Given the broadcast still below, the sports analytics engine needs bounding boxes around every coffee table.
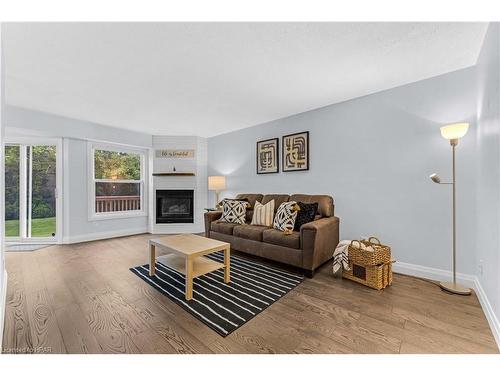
[149,234,230,300]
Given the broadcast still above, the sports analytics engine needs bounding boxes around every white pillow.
[251,200,275,227]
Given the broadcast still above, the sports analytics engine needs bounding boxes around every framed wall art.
[256,138,279,174]
[282,131,309,172]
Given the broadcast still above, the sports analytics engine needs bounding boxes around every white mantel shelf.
[152,173,195,176]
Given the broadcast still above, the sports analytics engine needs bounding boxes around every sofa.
[204,193,340,277]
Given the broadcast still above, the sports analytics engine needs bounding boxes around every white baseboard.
[393,261,500,350]
[62,227,148,244]
[393,261,476,288]
[473,277,500,349]
[0,269,8,354]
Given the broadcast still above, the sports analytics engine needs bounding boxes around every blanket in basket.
[332,240,375,276]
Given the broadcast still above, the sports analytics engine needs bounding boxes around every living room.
[0,1,500,371]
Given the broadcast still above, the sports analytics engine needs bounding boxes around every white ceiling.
[3,22,488,137]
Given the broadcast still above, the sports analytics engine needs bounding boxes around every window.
[89,143,147,219]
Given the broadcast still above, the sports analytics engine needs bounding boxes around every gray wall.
[208,67,478,274]
[475,23,500,331]
[4,105,152,243]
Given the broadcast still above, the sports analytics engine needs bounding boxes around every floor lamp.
[430,122,471,295]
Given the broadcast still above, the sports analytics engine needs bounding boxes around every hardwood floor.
[2,234,498,354]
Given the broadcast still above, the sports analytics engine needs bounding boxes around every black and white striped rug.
[130,251,304,337]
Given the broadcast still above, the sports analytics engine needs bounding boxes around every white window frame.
[4,137,63,244]
[88,142,148,221]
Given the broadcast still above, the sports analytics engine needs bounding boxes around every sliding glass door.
[4,139,61,242]
[4,145,20,237]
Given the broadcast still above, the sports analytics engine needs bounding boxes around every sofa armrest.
[204,211,222,237]
[300,216,340,271]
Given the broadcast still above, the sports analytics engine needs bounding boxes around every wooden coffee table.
[149,234,230,300]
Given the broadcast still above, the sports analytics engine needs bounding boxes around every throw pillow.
[273,201,300,233]
[251,200,275,227]
[293,202,318,231]
[218,197,249,207]
[219,199,248,224]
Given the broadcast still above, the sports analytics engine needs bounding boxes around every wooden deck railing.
[96,195,141,213]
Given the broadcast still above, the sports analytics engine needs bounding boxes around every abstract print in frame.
[256,138,279,174]
[283,131,309,172]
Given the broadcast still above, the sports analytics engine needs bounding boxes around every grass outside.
[5,217,56,237]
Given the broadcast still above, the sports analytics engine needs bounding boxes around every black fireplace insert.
[156,189,194,224]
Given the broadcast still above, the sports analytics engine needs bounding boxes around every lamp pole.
[439,138,471,295]
[452,140,456,285]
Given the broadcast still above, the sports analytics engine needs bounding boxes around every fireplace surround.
[150,136,207,233]
[156,189,194,224]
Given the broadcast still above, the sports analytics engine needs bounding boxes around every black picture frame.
[282,131,309,172]
[256,138,279,174]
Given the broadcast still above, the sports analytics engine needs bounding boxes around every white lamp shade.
[208,175,226,191]
[440,123,469,140]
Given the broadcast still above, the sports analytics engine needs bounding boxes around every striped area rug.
[130,251,304,337]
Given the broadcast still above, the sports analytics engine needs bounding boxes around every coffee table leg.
[224,246,230,283]
[149,243,156,276]
[185,257,193,300]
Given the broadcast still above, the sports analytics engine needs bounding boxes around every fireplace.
[156,190,194,224]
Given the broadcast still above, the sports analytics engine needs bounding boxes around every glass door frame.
[4,137,63,244]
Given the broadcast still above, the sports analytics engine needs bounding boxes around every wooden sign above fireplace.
[155,149,195,159]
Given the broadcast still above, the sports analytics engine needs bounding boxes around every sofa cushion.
[263,229,301,249]
[211,221,239,235]
[262,194,289,211]
[233,225,268,241]
[235,194,264,209]
[289,194,334,217]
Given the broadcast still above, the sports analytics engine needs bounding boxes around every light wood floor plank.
[400,320,498,354]
[2,287,33,353]
[24,289,67,354]
[131,329,178,354]
[54,303,103,354]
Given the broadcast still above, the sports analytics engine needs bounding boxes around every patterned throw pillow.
[293,202,318,231]
[251,200,275,227]
[219,199,248,224]
[273,201,300,233]
[217,197,248,207]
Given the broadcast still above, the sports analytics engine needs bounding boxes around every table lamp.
[208,176,226,209]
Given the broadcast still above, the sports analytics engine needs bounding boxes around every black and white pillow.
[217,197,249,207]
[273,201,300,232]
[293,202,318,231]
[219,199,248,224]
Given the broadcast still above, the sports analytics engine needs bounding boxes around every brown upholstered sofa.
[204,194,340,277]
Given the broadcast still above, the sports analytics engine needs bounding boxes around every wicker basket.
[342,237,394,290]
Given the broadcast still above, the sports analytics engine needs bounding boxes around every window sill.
[88,211,148,221]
